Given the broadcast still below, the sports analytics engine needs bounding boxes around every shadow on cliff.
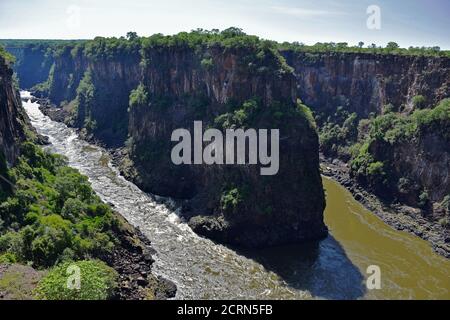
[236,235,366,300]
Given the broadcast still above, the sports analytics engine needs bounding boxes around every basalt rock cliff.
[9,35,450,247]
[13,36,328,248]
[282,50,449,234]
[283,51,449,117]
[0,55,28,166]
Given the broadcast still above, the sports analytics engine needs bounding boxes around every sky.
[0,0,449,49]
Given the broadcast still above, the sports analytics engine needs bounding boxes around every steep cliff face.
[283,51,449,118]
[353,99,450,209]
[284,50,449,211]
[6,45,54,90]
[128,45,326,247]
[45,44,141,145]
[376,132,450,203]
[0,55,28,166]
[28,39,327,248]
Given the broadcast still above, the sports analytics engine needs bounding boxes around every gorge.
[1,29,449,299]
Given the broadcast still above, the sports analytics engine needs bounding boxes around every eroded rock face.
[368,129,450,205]
[6,45,54,90]
[128,46,326,247]
[0,56,28,165]
[282,51,449,117]
[284,51,450,207]
[26,43,327,248]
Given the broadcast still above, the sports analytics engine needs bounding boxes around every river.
[21,91,450,300]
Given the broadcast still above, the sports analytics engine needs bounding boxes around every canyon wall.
[0,55,28,166]
[9,37,450,244]
[129,44,326,247]
[283,51,449,117]
[16,38,327,248]
[284,50,450,208]
[6,45,54,90]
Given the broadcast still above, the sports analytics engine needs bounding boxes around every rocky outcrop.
[365,114,450,205]
[23,39,327,248]
[284,50,450,209]
[0,56,28,166]
[282,51,449,118]
[129,45,326,247]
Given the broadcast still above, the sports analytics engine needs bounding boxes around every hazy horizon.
[1,0,449,49]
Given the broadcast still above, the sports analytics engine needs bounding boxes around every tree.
[126,31,138,41]
[358,41,364,48]
[412,95,426,109]
[221,27,245,38]
[386,42,399,50]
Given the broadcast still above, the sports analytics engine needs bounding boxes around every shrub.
[61,198,87,222]
[0,232,24,261]
[0,252,17,263]
[418,190,430,209]
[0,143,117,268]
[221,188,243,214]
[129,83,148,109]
[200,57,214,70]
[35,260,118,300]
[412,95,426,109]
[439,217,449,228]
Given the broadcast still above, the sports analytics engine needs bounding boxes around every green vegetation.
[75,70,96,130]
[0,39,85,48]
[412,95,427,109]
[0,45,15,64]
[365,98,450,144]
[139,28,293,76]
[214,98,315,131]
[83,36,141,61]
[214,99,259,129]
[279,41,449,57]
[348,99,450,202]
[221,187,245,214]
[35,260,117,300]
[0,142,118,268]
[318,107,358,159]
[129,83,149,109]
[200,57,214,70]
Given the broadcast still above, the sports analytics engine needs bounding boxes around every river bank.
[321,155,450,258]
